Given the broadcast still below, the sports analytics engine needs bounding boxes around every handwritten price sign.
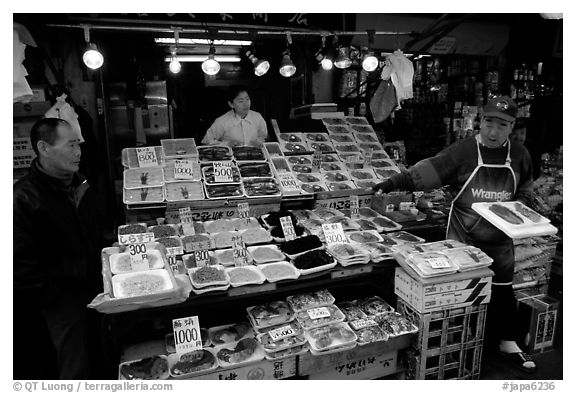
[213,161,234,183]
[174,159,195,180]
[172,316,202,355]
[136,147,159,168]
[322,223,349,245]
[280,216,297,241]
[128,243,150,271]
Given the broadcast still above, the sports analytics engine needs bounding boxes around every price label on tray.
[307,307,331,320]
[237,202,250,219]
[277,172,300,192]
[312,149,322,171]
[194,249,210,268]
[350,195,360,219]
[232,235,249,266]
[136,147,159,168]
[128,243,150,271]
[179,207,196,236]
[350,318,378,330]
[280,216,297,241]
[399,202,416,211]
[364,148,374,167]
[166,246,184,256]
[174,159,195,180]
[268,324,297,342]
[118,232,155,245]
[167,256,183,274]
[172,316,203,356]
[426,257,452,269]
[322,223,349,245]
[213,161,234,183]
[385,204,395,213]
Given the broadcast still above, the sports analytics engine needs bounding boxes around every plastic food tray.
[309,341,357,356]
[320,162,346,172]
[121,147,164,169]
[247,245,286,264]
[321,117,348,126]
[123,167,165,189]
[109,250,164,275]
[257,331,307,354]
[243,178,282,199]
[326,216,362,232]
[118,223,148,236]
[387,231,425,243]
[163,161,202,182]
[161,138,198,158]
[287,155,313,166]
[197,145,233,162]
[348,123,375,133]
[327,243,371,260]
[333,143,361,154]
[336,301,368,322]
[286,289,336,313]
[326,181,356,191]
[304,322,358,352]
[323,171,351,183]
[123,186,165,205]
[270,157,291,173]
[295,304,346,330]
[148,224,180,239]
[371,151,391,160]
[215,338,265,369]
[203,182,245,200]
[264,344,309,361]
[181,252,217,269]
[191,284,230,295]
[291,209,321,223]
[441,246,493,271]
[241,228,273,245]
[188,265,230,289]
[280,141,308,154]
[232,217,262,231]
[290,163,316,174]
[277,132,304,143]
[330,133,356,144]
[237,161,273,178]
[303,133,330,143]
[208,322,255,348]
[298,181,328,194]
[202,164,241,185]
[407,251,460,277]
[204,219,234,234]
[225,266,267,287]
[349,168,378,182]
[119,355,170,380]
[246,301,296,331]
[371,216,403,232]
[263,142,284,159]
[369,159,397,169]
[312,207,345,220]
[306,140,335,153]
[358,143,385,153]
[165,182,204,202]
[374,167,402,180]
[257,261,300,283]
[212,248,254,267]
[325,124,353,135]
[347,230,385,244]
[353,133,379,143]
[111,269,174,299]
[354,180,379,190]
[167,349,218,379]
[344,116,370,126]
[232,145,267,162]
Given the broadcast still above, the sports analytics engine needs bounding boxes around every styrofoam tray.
[208,322,255,348]
[163,161,202,182]
[214,339,265,369]
[304,322,358,352]
[121,147,164,169]
[247,301,296,331]
[297,261,337,276]
[123,167,165,189]
[247,245,286,264]
[203,182,245,200]
[190,283,230,295]
[258,261,301,283]
[161,138,198,159]
[225,266,267,287]
[109,249,164,275]
[111,269,174,299]
[123,186,165,205]
[167,349,218,379]
[347,230,384,244]
[119,355,170,380]
[188,265,229,289]
[165,181,204,202]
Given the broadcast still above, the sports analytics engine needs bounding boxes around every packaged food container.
[291,249,335,275]
[257,330,307,353]
[387,231,425,243]
[353,133,379,143]
[336,301,368,321]
[122,147,164,169]
[295,173,323,183]
[406,251,459,277]
[373,312,419,337]
[349,168,378,182]
[348,124,375,133]
[321,153,341,163]
[208,322,254,347]
[333,143,361,154]
[312,207,345,220]
[326,216,361,231]
[325,124,353,135]
[291,209,321,223]
[321,117,348,126]
[320,162,346,172]
[286,289,336,313]
[247,245,285,264]
[258,262,300,283]
[278,235,324,259]
[165,181,204,202]
[330,133,356,143]
[264,344,309,361]
[358,143,385,153]
[371,151,391,160]
[232,145,266,162]
[243,178,282,198]
[326,243,371,266]
[295,304,346,330]
[287,155,312,165]
[181,252,217,269]
[237,161,273,178]
[247,300,295,330]
[344,116,370,126]
[354,180,379,190]
[326,181,356,191]
[204,183,245,200]
[161,138,198,159]
[441,246,494,271]
[241,227,272,245]
[123,167,165,189]
[215,338,265,368]
[270,157,291,173]
[369,159,397,169]
[168,349,218,378]
[352,323,389,346]
[188,265,229,288]
[374,167,402,180]
[307,141,335,153]
[304,322,358,352]
[298,181,328,194]
[371,216,403,232]
[280,142,308,154]
[119,355,169,380]
[290,163,315,174]
[118,223,148,236]
[304,133,330,143]
[212,248,254,267]
[204,219,234,234]
[163,161,202,182]
[111,269,174,299]
[225,265,267,287]
[347,230,384,244]
[197,145,233,162]
[202,163,241,184]
[277,133,303,143]
[155,237,183,254]
[123,186,165,205]
[357,296,395,316]
[263,142,284,159]
[181,234,213,253]
[232,217,261,231]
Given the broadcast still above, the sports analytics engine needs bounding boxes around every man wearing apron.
[373,96,536,373]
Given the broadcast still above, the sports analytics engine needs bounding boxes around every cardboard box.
[371,192,413,214]
[394,267,493,313]
[308,351,397,380]
[190,357,296,380]
[516,294,559,354]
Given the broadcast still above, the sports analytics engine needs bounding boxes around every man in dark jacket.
[13,118,103,379]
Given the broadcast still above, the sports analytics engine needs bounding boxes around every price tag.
[307,307,331,320]
[232,235,248,266]
[179,207,196,236]
[188,239,214,253]
[213,161,234,183]
[427,257,452,269]
[364,148,374,166]
[322,223,348,245]
[174,159,195,180]
[350,318,379,330]
[385,204,395,213]
[237,202,250,219]
[172,316,202,356]
[277,172,301,192]
[167,256,183,274]
[280,216,297,241]
[350,195,360,219]
[166,246,184,256]
[268,324,297,342]
[128,243,150,271]
[193,249,210,268]
[136,147,159,168]
[399,202,415,211]
[118,232,155,245]
[312,149,322,171]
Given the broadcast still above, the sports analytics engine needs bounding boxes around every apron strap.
[475,136,484,165]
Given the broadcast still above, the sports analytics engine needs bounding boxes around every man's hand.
[372,179,393,196]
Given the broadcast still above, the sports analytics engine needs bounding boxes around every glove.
[372,179,394,195]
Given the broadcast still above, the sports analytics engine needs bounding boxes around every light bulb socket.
[334,47,352,69]
[279,51,296,77]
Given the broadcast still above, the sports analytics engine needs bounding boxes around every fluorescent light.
[164,55,241,63]
[155,38,252,46]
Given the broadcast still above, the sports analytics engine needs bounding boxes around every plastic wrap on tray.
[256,321,306,352]
[211,231,238,249]
[165,181,204,201]
[353,219,381,232]
[204,183,244,199]
[287,155,312,165]
[406,251,459,277]
[369,159,397,169]
[387,230,425,243]
[304,132,330,142]
[247,300,295,330]
[202,164,241,184]
[441,246,493,271]
[263,142,284,158]
[291,209,321,222]
[372,151,391,160]
[372,216,403,232]
[322,170,351,183]
[354,180,379,190]
[333,143,361,154]
[119,355,169,380]
[109,250,165,275]
[181,252,217,269]
[374,167,402,179]
[291,249,335,272]
[209,322,254,347]
[312,207,345,220]
[281,142,308,154]
[358,143,384,153]
[213,248,253,267]
[278,235,324,257]
[261,210,297,228]
[373,312,418,337]
[155,236,183,251]
[237,162,273,178]
[123,167,164,189]
[326,181,356,191]
[307,141,335,153]
[290,163,315,174]
[295,304,346,330]
[320,162,346,172]
[322,117,347,126]
[327,243,370,260]
[118,223,148,235]
[330,133,356,144]
[168,349,218,378]
[232,145,266,161]
[295,173,323,183]
[345,116,370,125]
[353,133,379,143]
[271,157,291,173]
[197,145,233,162]
[286,289,336,313]
[123,186,165,204]
[161,138,198,158]
[122,147,164,169]
[248,245,285,264]
[348,124,374,133]
[215,338,264,368]
[326,215,361,231]
[347,230,384,244]
[204,219,234,234]
[111,269,174,299]
[325,124,352,134]
[352,323,389,345]
[232,217,261,231]
[277,133,303,143]
[336,301,368,321]
[225,265,267,286]
[299,181,328,194]
[349,169,378,182]
[356,242,395,262]
[357,296,394,316]
[243,178,282,198]
[241,227,272,245]
[304,322,358,352]
[163,161,202,182]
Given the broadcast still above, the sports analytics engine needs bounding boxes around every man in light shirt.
[202,86,268,146]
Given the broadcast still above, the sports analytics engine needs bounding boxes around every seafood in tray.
[168,349,218,378]
[225,266,267,287]
[291,249,336,273]
[312,207,345,220]
[287,155,312,165]
[299,182,328,194]
[111,269,174,299]
[202,164,241,184]
[387,231,425,243]
[204,183,244,199]
[211,231,238,249]
[148,224,179,239]
[257,332,307,353]
[197,145,233,162]
[333,143,361,154]
[290,163,315,173]
[263,142,284,158]
[356,296,394,316]
[237,162,273,178]
[374,167,401,179]
[243,178,282,198]
[209,322,254,346]
[322,117,348,126]
[277,133,303,143]
[123,167,164,189]
[347,230,384,244]
[188,265,229,288]
[304,132,330,142]
[325,124,352,134]
[123,186,165,204]
[291,209,321,222]
[371,216,403,231]
[296,173,323,183]
[356,242,395,262]
[215,338,264,368]
[165,329,211,352]
[278,235,324,258]
[441,246,493,271]
[336,301,367,322]
[307,141,335,153]
[161,138,198,158]
[247,300,295,330]
[406,251,459,277]
[345,116,370,125]
[323,172,351,182]
[373,312,418,337]
[118,223,148,235]
[326,215,361,231]
[354,133,379,143]
[330,133,355,143]
[304,322,358,352]
[232,145,266,161]
[295,304,346,330]
[353,324,389,345]
[320,162,346,172]
[371,151,391,160]
[271,157,291,173]
[122,147,164,169]
[213,248,253,266]
[369,159,397,169]
[165,182,204,202]
[349,169,378,181]
[109,249,164,275]
[286,289,335,313]
[349,124,374,133]
[326,181,355,191]
[281,142,308,154]
[119,355,169,380]
[327,243,370,266]
[264,344,309,360]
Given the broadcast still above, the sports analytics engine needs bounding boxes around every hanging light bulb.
[246,49,270,76]
[82,26,103,70]
[321,57,333,71]
[279,32,296,77]
[314,34,333,71]
[202,44,220,76]
[334,46,352,69]
[361,50,379,72]
[169,51,181,74]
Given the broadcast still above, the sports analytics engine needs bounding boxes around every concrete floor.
[480,348,562,380]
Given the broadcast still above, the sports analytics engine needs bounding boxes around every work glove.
[372,179,394,196]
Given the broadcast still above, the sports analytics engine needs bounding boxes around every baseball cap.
[483,96,518,122]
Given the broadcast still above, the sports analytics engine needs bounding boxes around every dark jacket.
[13,159,103,304]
